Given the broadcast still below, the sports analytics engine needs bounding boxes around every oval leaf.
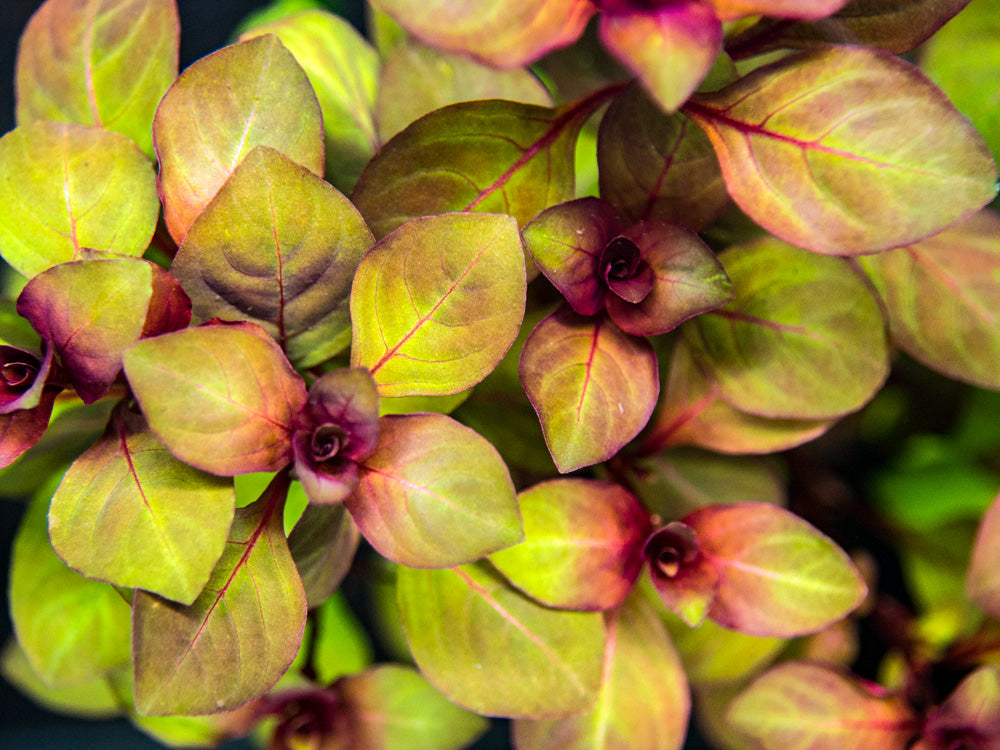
[133,472,307,715]
[15,0,179,157]
[123,322,307,475]
[154,34,324,243]
[490,479,651,611]
[683,237,888,419]
[396,562,605,718]
[345,413,522,568]
[0,122,159,278]
[48,408,235,605]
[350,212,526,397]
[172,146,373,368]
[684,46,998,254]
[520,307,659,473]
[289,503,361,609]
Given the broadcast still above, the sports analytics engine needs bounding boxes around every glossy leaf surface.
[172,146,373,367]
[860,210,1000,389]
[371,0,595,68]
[397,562,605,718]
[133,473,307,715]
[521,308,659,472]
[351,95,608,239]
[490,479,651,611]
[685,46,998,255]
[728,662,917,750]
[240,9,379,191]
[0,122,159,278]
[48,409,235,605]
[350,213,525,397]
[123,322,307,475]
[15,0,179,157]
[684,237,888,419]
[513,593,689,750]
[154,34,324,243]
[967,492,1000,619]
[346,413,522,568]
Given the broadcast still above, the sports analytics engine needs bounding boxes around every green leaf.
[684,237,888,420]
[123,322,307,475]
[15,0,179,157]
[520,307,659,473]
[351,93,614,239]
[133,472,307,715]
[48,407,235,605]
[860,210,1000,390]
[10,490,131,686]
[153,34,324,243]
[728,662,917,750]
[171,146,373,368]
[288,503,360,609]
[239,9,379,191]
[312,593,372,685]
[339,664,489,750]
[396,562,605,718]
[0,122,160,278]
[968,493,1000,619]
[345,413,522,568]
[490,479,651,611]
[371,0,595,68]
[376,37,552,142]
[350,213,526,397]
[598,83,729,231]
[685,46,998,255]
[513,593,690,750]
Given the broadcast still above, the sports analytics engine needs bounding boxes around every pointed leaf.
[351,92,615,239]
[686,503,867,637]
[371,0,595,68]
[599,2,722,112]
[345,413,522,568]
[684,46,998,255]
[123,322,307,475]
[683,237,888,419]
[490,479,651,611]
[598,83,729,230]
[0,122,160,278]
[860,210,1000,390]
[377,37,552,142]
[520,307,659,473]
[967,493,1000,619]
[154,34,324,243]
[48,407,235,605]
[18,257,191,403]
[10,492,131,686]
[339,664,488,750]
[171,146,373,367]
[513,593,690,750]
[133,472,307,715]
[350,213,526,397]
[396,562,605,718]
[15,0,179,157]
[728,662,918,750]
[289,503,360,609]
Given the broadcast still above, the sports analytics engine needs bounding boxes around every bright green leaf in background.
[311,593,372,685]
[15,0,179,158]
[0,122,159,278]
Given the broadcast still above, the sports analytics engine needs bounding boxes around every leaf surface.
[133,472,307,715]
[707,0,850,20]
[0,389,59,470]
[346,413,522,568]
[684,46,998,254]
[172,146,372,367]
[350,213,525,397]
[967,493,1000,619]
[154,34,324,243]
[520,307,659,472]
[288,503,360,609]
[396,562,605,718]
[15,0,179,157]
[0,122,159,278]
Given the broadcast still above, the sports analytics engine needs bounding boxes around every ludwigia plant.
[2,0,1000,748]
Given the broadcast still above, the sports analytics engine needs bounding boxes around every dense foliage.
[3,0,1000,748]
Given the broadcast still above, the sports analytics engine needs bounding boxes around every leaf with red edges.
[684,46,998,255]
[0,388,58,470]
[132,471,306,715]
